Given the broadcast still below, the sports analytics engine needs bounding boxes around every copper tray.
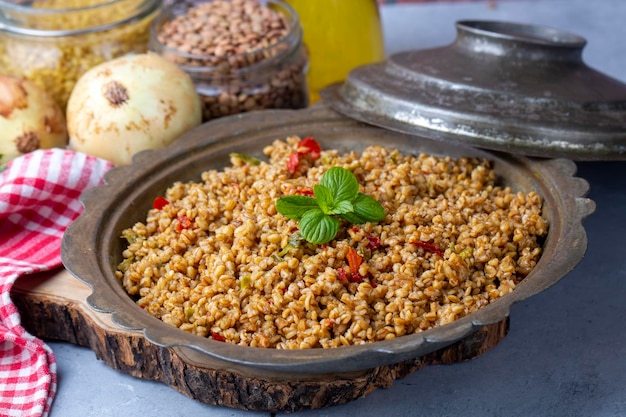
[61,104,594,384]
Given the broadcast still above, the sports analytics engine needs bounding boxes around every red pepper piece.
[365,233,381,250]
[287,152,301,174]
[337,266,364,283]
[211,332,225,342]
[176,215,192,233]
[347,247,363,273]
[294,188,315,197]
[348,273,364,283]
[410,241,444,257]
[346,247,365,282]
[298,137,321,159]
[337,268,348,281]
[153,196,169,210]
[287,137,323,174]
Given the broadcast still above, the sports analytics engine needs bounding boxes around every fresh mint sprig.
[276,167,385,244]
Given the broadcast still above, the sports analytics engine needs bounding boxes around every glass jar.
[149,0,309,123]
[0,0,163,110]
[285,0,384,103]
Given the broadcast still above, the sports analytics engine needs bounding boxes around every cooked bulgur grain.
[115,136,548,349]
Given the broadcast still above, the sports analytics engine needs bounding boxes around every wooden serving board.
[11,268,509,412]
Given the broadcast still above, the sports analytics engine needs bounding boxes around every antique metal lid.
[321,20,626,160]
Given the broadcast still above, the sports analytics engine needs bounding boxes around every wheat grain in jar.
[0,0,162,109]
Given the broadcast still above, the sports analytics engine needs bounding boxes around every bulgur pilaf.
[116,136,548,349]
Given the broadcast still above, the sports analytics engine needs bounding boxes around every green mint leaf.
[350,193,386,223]
[276,195,319,219]
[313,184,354,215]
[339,211,367,224]
[276,166,385,245]
[330,200,354,215]
[320,167,359,203]
[314,184,334,214]
[315,184,354,215]
[299,208,339,244]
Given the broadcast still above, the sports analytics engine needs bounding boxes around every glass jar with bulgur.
[0,0,163,110]
[149,0,309,122]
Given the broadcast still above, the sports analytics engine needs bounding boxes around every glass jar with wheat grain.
[0,0,163,110]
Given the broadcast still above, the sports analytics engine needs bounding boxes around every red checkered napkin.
[0,149,113,417]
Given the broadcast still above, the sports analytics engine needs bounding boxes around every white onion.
[66,53,202,165]
[0,75,68,164]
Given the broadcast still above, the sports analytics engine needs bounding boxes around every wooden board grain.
[11,268,509,412]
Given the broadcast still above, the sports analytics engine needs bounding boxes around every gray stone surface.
[48,1,626,416]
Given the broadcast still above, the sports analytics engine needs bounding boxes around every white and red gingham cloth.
[0,149,112,417]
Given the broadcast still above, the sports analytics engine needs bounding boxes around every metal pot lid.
[321,20,626,160]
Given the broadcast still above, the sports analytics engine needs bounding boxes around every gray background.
[46,0,626,415]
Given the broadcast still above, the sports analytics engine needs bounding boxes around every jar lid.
[321,20,626,160]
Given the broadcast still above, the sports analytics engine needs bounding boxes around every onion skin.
[0,75,68,164]
[66,53,202,166]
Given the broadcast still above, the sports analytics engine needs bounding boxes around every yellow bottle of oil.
[285,0,385,103]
